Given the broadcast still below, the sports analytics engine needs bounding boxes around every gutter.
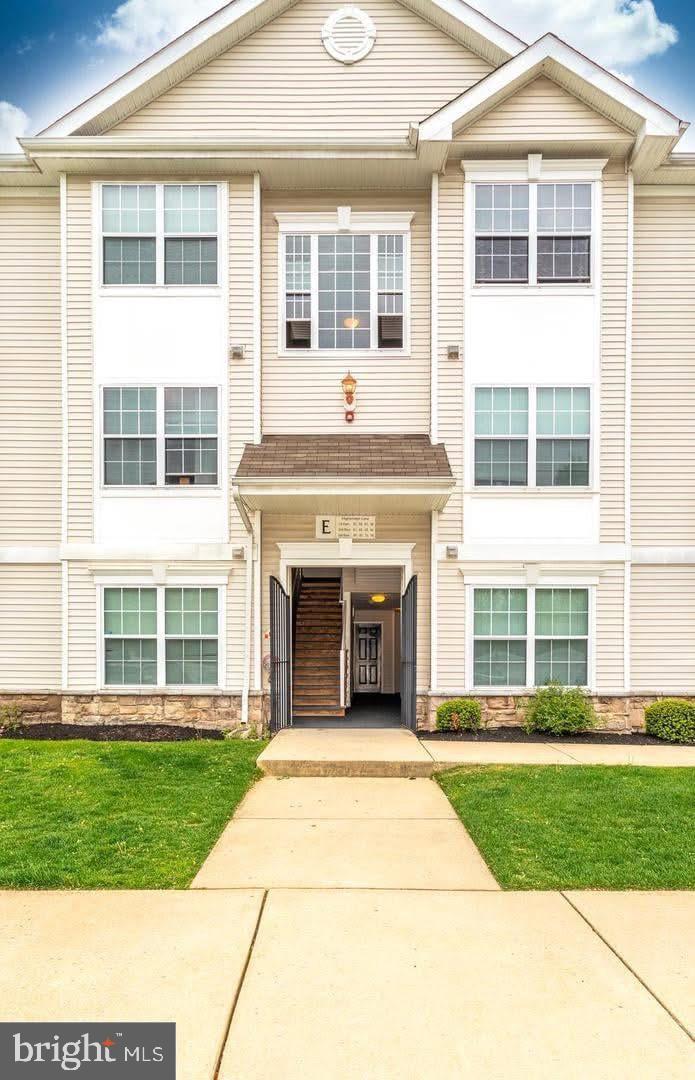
[232,484,255,727]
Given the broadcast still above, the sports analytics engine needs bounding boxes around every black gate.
[269,576,292,733]
[400,575,417,731]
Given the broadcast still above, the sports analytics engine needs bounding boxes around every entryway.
[269,563,417,733]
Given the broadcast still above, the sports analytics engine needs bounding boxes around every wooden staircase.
[293,578,345,718]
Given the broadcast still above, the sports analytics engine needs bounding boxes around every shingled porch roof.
[233,435,454,513]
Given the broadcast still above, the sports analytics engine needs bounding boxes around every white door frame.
[277,541,414,592]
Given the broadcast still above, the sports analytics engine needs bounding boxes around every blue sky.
[1,0,694,149]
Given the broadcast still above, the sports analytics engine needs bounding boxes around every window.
[164,387,218,486]
[474,181,593,286]
[474,387,528,486]
[471,585,590,689]
[536,387,590,487]
[473,386,590,488]
[537,184,591,283]
[535,588,589,686]
[103,387,157,486]
[283,231,406,350]
[474,184,529,283]
[103,386,219,487]
[103,587,157,685]
[102,585,220,687]
[473,588,527,686]
[165,588,219,685]
[101,184,218,286]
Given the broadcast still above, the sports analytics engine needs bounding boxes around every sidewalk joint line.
[213,888,268,1079]
[560,892,694,1043]
[547,744,583,763]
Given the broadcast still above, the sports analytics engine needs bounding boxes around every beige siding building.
[1,0,693,732]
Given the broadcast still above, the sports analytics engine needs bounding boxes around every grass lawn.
[0,739,266,889]
[437,765,695,890]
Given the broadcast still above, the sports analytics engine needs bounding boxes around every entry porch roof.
[234,435,454,513]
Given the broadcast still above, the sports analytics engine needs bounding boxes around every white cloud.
[95,0,224,57]
[0,101,30,153]
[477,1,677,68]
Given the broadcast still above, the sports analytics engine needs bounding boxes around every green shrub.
[644,699,695,745]
[0,703,22,735]
[436,698,482,732]
[523,683,596,736]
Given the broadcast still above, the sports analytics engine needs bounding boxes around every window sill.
[99,486,223,497]
[99,286,221,298]
[278,348,410,361]
[465,488,597,497]
[470,284,594,297]
[99,686,224,694]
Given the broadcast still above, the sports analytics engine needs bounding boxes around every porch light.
[370,594,387,604]
[341,371,357,402]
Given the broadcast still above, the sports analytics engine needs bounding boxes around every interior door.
[400,576,417,731]
[355,624,381,692]
[269,575,292,732]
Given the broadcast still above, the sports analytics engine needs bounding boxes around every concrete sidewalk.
[423,737,695,768]
[192,777,498,890]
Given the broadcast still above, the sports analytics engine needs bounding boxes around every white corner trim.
[430,171,439,445]
[419,34,681,142]
[60,172,69,692]
[252,172,262,444]
[274,211,414,233]
[461,158,609,182]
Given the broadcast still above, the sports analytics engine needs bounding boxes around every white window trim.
[464,169,601,295]
[94,181,225,293]
[466,382,596,492]
[97,579,226,691]
[464,581,596,694]
[98,382,225,496]
[276,210,413,357]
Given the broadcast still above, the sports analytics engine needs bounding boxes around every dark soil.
[419,728,666,746]
[0,723,225,742]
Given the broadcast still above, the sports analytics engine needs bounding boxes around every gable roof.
[419,33,683,142]
[39,0,525,138]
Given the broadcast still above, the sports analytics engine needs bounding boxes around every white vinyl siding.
[110,0,492,142]
[631,566,695,693]
[0,565,62,691]
[0,197,61,544]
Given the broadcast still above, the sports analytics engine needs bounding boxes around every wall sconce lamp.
[341,371,357,423]
[447,344,460,361]
[230,344,245,360]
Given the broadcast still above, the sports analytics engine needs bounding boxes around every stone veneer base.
[0,692,683,736]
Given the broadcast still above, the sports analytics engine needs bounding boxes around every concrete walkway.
[258,726,695,776]
[192,777,498,889]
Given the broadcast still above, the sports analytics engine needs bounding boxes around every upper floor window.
[101,184,218,286]
[473,385,591,488]
[283,231,406,351]
[474,182,592,285]
[103,386,219,488]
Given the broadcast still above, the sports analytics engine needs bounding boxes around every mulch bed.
[418,728,666,746]
[0,723,225,742]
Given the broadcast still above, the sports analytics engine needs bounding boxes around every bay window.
[283,229,407,351]
[103,386,219,488]
[473,385,591,488]
[101,183,219,286]
[471,585,591,689]
[103,585,220,687]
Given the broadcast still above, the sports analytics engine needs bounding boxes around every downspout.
[232,484,254,726]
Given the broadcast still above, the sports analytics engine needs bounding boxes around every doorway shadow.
[292,693,402,728]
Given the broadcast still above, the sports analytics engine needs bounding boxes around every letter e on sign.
[316,516,336,538]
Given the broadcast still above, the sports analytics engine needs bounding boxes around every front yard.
[438,764,695,890]
[0,739,266,888]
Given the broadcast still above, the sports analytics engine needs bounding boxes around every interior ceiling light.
[370,594,387,603]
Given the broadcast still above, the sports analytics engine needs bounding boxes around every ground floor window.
[103,584,220,687]
[472,585,590,689]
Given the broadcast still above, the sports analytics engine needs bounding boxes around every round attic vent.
[322,7,376,64]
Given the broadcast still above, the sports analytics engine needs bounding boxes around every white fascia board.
[403,0,524,63]
[236,477,454,491]
[38,0,289,137]
[275,211,415,232]
[419,34,682,142]
[461,158,608,182]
